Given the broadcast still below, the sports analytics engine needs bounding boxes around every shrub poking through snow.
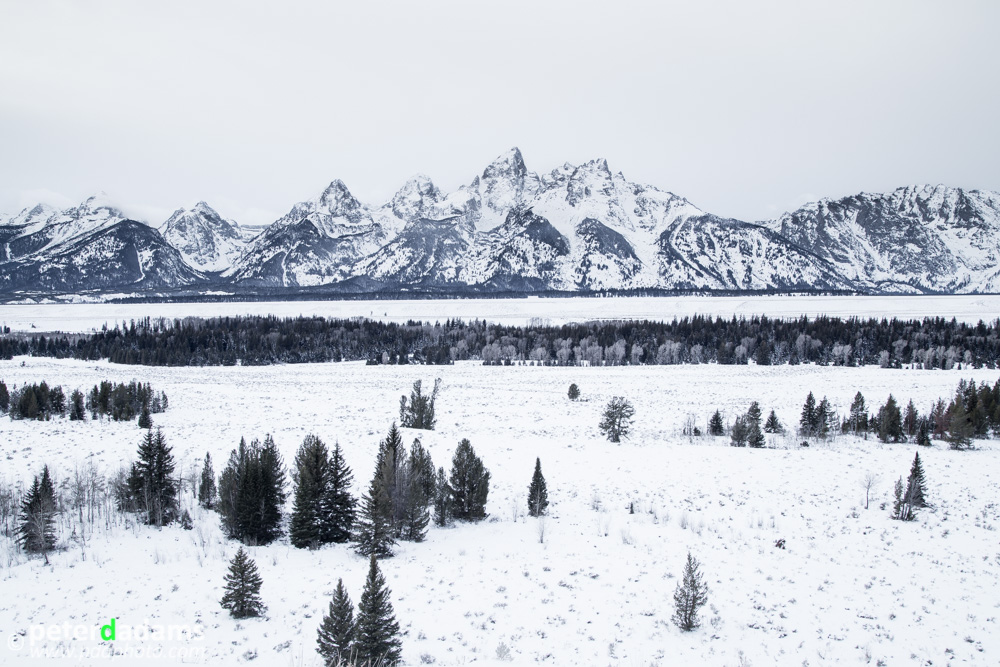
[673,552,709,631]
[220,547,265,619]
[567,383,580,400]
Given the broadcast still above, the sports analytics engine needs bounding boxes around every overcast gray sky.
[1,0,997,226]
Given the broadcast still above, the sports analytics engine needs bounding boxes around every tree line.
[1,378,167,423]
[4,313,1000,368]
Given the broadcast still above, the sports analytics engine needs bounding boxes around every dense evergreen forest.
[2,314,999,368]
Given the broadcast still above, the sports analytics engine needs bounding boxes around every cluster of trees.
[1,378,168,424]
[86,380,168,422]
[17,465,57,564]
[2,380,66,420]
[117,429,179,527]
[817,376,1000,449]
[7,313,1000,369]
[215,436,287,545]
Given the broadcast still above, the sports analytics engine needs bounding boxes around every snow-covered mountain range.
[3,149,999,296]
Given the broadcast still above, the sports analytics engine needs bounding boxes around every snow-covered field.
[2,355,999,666]
[2,293,1000,333]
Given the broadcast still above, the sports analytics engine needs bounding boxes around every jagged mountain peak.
[318,179,362,214]
[161,201,244,273]
[483,147,527,180]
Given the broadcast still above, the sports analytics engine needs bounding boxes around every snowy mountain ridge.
[3,150,1000,295]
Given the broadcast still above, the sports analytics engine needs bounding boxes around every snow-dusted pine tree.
[220,547,265,618]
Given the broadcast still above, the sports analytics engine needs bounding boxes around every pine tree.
[198,452,216,509]
[0,380,8,413]
[433,466,451,527]
[708,410,725,436]
[567,383,580,401]
[408,439,436,502]
[730,416,748,447]
[134,429,178,526]
[291,435,330,549]
[916,419,932,447]
[256,434,287,544]
[849,392,868,434]
[763,409,783,434]
[947,398,974,450]
[353,556,402,666]
[449,438,490,522]
[816,397,832,437]
[907,452,927,508]
[217,436,287,545]
[138,401,152,429]
[598,397,635,443]
[354,455,396,559]
[903,400,919,438]
[68,389,86,421]
[400,450,430,542]
[878,395,904,443]
[746,402,765,448]
[672,552,709,631]
[799,392,817,437]
[220,547,266,618]
[18,467,57,561]
[527,457,549,517]
[322,442,356,544]
[317,578,355,666]
[891,476,917,521]
[399,378,440,430]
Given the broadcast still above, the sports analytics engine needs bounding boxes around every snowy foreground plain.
[2,354,999,666]
[2,293,1000,332]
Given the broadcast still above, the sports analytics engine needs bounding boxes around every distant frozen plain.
[1,295,999,665]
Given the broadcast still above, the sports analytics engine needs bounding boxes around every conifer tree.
[353,556,402,666]
[399,378,440,430]
[135,429,178,526]
[730,416,748,447]
[400,451,430,542]
[799,392,817,436]
[433,466,451,527]
[816,397,832,437]
[567,383,580,401]
[878,395,904,443]
[746,402,765,448]
[672,552,708,631]
[891,476,916,521]
[408,439,436,501]
[198,452,216,509]
[138,402,152,429]
[849,392,868,434]
[69,389,86,421]
[903,400,919,438]
[291,434,330,549]
[18,466,57,561]
[354,455,396,559]
[217,436,287,545]
[449,438,490,522]
[220,547,266,618]
[598,397,635,443]
[947,398,974,450]
[907,452,927,508]
[527,457,549,517]
[764,409,783,434]
[708,410,725,436]
[256,434,287,544]
[0,380,8,413]
[322,442,356,544]
[317,578,355,666]
[916,419,932,447]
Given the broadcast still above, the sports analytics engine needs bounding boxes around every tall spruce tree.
[746,402,765,448]
[672,552,709,631]
[69,389,86,421]
[907,452,927,508]
[18,466,57,561]
[730,416,748,447]
[708,410,725,436]
[891,476,917,521]
[433,466,452,527]
[217,436,287,545]
[947,398,974,450]
[449,439,490,522]
[322,442,356,544]
[527,457,549,517]
[878,395,904,443]
[134,429,178,526]
[138,401,152,429]
[849,392,868,434]
[903,400,919,438]
[354,455,396,559]
[408,439,436,501]
[800,392,818,437]
[399,378,440,430]
[353,556,402,666]
[399,459,430,543]
[317,578,356,666]
[198,452,216,509]
[220,547,266,618]
[291,435,330,549]
[764,409,783,434]
[816,397,832,437]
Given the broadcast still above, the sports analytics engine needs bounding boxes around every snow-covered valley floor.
[1,356,999,666]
